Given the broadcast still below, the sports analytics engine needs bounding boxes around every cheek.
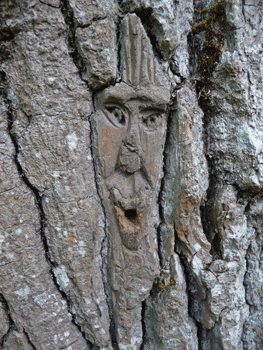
[93,112,126,178]
[140,127,166,184]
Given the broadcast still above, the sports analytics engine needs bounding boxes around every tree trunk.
[0,0,263,349]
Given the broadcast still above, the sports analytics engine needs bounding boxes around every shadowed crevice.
[0,294,15,349]
[242,241,252,348]
[156,93,177,269]
[188,1,227,258]
[90,94,120,350]
[133,8,164,61]
[23,330,37,350]
[118,4,165,61]
[60,0,115,92]
[139,90,177,349]
[139,300,146,350]
[174,247,209,350]
[187,0,222,257]
[0,325,15,350]
[115,4,122,80]
[197,85,223,258]
[196,325,212,350]
[60,0,119,344]
[60,0,85,75]
[39,0,60,9]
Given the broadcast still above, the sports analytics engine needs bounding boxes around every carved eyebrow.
[104,101,125,107]
[127,96,167,110]
[103,97,124,104]
[139,106,166,113]
[101,95,167,111]
[103,100,127,111]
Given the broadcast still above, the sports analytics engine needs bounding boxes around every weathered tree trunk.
[1,0,263,349]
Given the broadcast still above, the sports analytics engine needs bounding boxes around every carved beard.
[105,170,150,251]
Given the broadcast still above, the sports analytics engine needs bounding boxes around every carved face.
[94,82,168,192]
[93,82,168,250]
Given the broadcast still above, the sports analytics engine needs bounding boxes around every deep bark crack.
[188,0,226,257]
[0,326,15,350]
[23,329,37,350]
[193,77,222,258]
[60,0,84,78]
[39,0,60,9]
[116,9,122,80]
[156,90,178,269]
[241,0,246,21]
[139,300,146,350]
[0,294,15,349]
[122,8,164,61]
[60,2,120,347]
[138,88,180,349]
[174,249,209,350]
[241,229,257,348]
[90,95,119,350]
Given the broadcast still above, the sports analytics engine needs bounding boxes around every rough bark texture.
[0,0,263,349]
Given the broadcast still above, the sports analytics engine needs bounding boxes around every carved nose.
[118,117,141,174]
[124,122,140,150]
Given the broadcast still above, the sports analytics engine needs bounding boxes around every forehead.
[95,82,170,110]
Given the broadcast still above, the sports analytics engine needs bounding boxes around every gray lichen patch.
[53,265,70,291]
[69,0,117,27]
[76,18,117,89]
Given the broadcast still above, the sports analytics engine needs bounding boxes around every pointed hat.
[120,14,170,91]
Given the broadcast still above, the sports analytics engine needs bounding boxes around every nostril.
[123,125,140,148]
[123,143,137,152]
[125,209,137,223]
[123,136,137,150]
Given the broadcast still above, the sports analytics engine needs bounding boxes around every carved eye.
[141,111,163,131]
[105,105,127,127]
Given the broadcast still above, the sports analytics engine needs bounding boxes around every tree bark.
[0,0,263,349]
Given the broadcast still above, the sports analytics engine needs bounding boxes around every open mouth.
[124,208,138,224]
[114,205,141,251]
[111,188,144,218]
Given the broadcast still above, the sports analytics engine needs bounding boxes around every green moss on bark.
[193,0,228,83]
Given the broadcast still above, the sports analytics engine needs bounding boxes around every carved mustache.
[105,168,152,205]
[115,138,153,187]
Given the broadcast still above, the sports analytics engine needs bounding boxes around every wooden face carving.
[91,13,171,347]
[95,83,167,182]
[93,83,168,250]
